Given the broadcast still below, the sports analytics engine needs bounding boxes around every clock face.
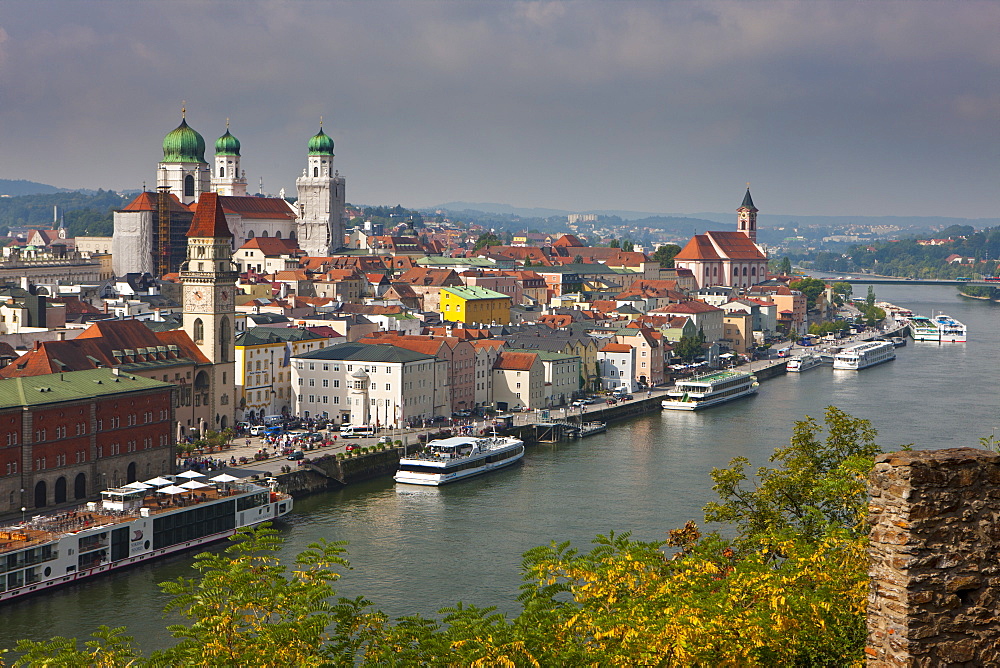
[186,289,206,310]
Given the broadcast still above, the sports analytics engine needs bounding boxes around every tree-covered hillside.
[0,190,127,237]
[811,226,1000,278]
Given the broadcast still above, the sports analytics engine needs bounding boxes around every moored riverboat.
[394,435,525,486]
[832,341,896,370]
[661,370,758,411]
[908,315,940,342]
[786,352,828,373]
[934,314,967,343]
[0,473,292,604]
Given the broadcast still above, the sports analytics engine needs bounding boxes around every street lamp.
[21,506,26,525]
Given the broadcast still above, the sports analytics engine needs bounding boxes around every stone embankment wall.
[275,448,401,498]
[867,448,1000,666]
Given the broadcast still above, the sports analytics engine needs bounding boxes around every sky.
[1,1,998,218]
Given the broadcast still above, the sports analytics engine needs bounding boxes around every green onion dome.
[162,118,207,164]
[307,127,335,156]
[215,128,241,156]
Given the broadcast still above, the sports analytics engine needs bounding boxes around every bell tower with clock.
[180,192,238,429]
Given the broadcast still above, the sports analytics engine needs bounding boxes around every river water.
[1,283,996,653]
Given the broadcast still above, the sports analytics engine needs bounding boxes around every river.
[1,283,996,653]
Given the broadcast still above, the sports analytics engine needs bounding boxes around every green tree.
[779,256,792,275]
[704,406,883,544]
[608,239,620,248]
[651,244,681,268]
[865,285,876,310]
[621,239,634,252]
[832,281,853,299]
[673,328,706,362]
[473,232,501,251]
[789,277,827,310]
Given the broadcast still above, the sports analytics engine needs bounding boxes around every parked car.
[287,451,304,461]
[249,425,267,436]
[344,443,358,452]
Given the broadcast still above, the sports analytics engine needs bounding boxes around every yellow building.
[440,285,511,326]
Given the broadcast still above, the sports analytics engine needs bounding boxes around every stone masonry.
[867,448,1000,667]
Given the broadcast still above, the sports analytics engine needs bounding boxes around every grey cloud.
[0,1,998,217]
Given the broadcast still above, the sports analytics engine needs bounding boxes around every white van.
[340,424,376,437]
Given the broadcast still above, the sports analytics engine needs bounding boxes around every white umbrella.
[123,481,152,490]
[179,480,210,490]
[176,470,205,479]
[210,473,240,483]
[144,477,173,487]
[157,485,187,495]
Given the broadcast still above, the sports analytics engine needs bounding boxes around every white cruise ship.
[908,315,940,342]
[394,435,525,486]
[661,370,758,411]
[933,314,967,343]
[0,474,292,604]
[786,352,828,373]
[832,341,896,370]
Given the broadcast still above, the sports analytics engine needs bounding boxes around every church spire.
[737,186,758,243]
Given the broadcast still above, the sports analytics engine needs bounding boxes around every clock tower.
[180,192,238,429]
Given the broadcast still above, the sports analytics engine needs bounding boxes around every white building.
[492,351,545,411]
[598,342,637,392]
[291,342,446,427]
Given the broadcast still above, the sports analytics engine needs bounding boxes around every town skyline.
[1,1,997,218]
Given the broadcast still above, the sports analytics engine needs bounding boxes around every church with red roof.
[672,188,768,290]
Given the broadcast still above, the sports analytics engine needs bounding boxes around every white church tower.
[295,122,346,256]
[157,107,211,205]
[211,120,248,196]
[180,192,237,430]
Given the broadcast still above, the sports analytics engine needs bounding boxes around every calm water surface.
[1,283,997,652]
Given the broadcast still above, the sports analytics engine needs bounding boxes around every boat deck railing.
[0,483,288,555]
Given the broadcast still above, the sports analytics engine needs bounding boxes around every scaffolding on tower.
[156,186,170,277]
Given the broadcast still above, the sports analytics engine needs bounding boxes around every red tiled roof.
[673,234,721,261]
[493,351,537,371]
[552,234,585,248]
[121,191,190,214]
[600,343,632,353]
[707,231,767,260]
[187,193,233,238]
[396,268,461,287]
[219,195,297,220]
[239,237,299,255]
[654,301,723,315]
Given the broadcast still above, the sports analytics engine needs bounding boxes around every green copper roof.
[441,285,510,301]
[162,118,207,164]
[0,368,171,408]
[307,128,335,156]
[740,188,757,211]
[215,129,241,156]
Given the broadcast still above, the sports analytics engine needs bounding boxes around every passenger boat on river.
[394,435,525,486]
[661,370,758,411]
[0,473,291,604]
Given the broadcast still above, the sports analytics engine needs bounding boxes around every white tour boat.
[908,315,940,342]
[786,352,828,373]
[0,473,292,604]
[394,435,525,486]
[832,341,896,370]
[661,370,759,411]
[933,314,967,343]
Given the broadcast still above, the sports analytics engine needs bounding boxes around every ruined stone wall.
[867,448,1000,667]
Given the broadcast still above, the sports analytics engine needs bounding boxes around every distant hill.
[0,179,71,197]
[432,202,1000,234]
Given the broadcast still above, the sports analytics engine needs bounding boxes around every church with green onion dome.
[113,107,347,277]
